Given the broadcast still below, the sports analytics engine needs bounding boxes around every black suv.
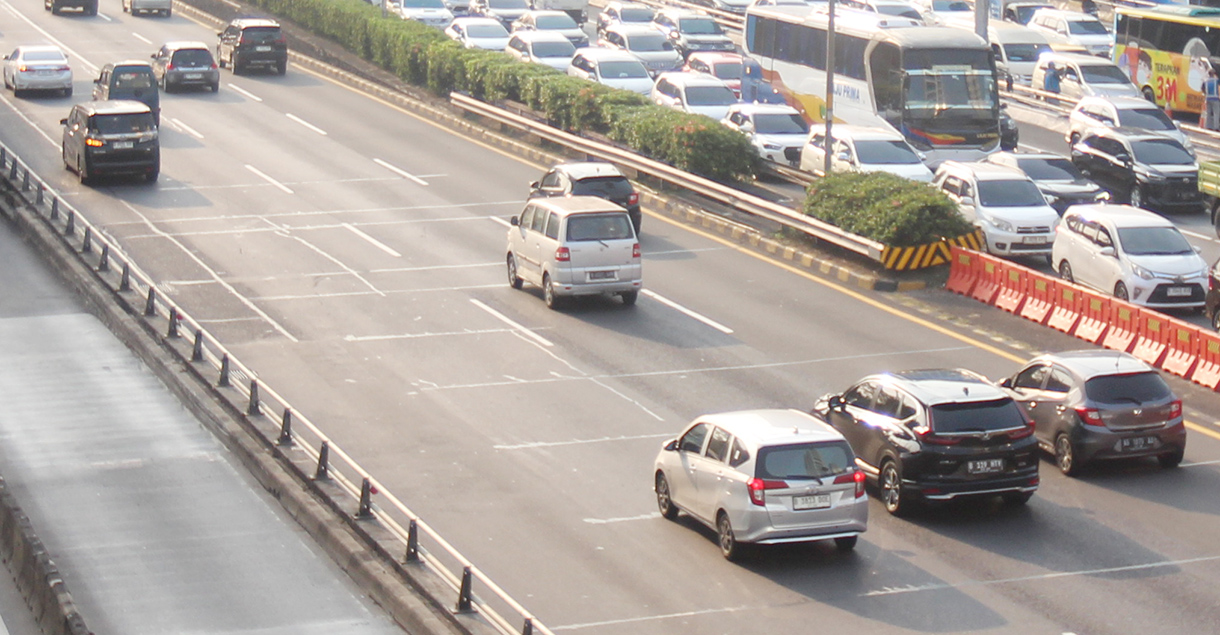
[61,100,159,184]
[216,18,288,75]
[1070,127,1202,214]
[812,369,1040,515]
[45,0,96,16]
[529,162,643,234]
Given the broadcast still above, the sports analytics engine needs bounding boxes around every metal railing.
[0,143,555,635]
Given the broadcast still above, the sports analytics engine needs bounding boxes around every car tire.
[621,290,638,306]
[1130,185,1143,209]
[1212,307,1220,332]
[1069,132,1080,146]
[276,61,287,76]
[543,274,562,309]
[146,169,159,183]
[217,49,226,69]
[655,472,678,520]
[1059,260,1074,282]
[1055,433,1079,476]
[231,54,242,75]
[211,81,219,93]
[1158,448,1184,469]
[85,3,96,14]
[76,156,90,185]
[163,7,170,16]
[62,85,72,97]
[834,536,857,553]
[716,511,743,561]
[506,254,522,289]
[1114,281,1129,302]
[1003,491,1034,505]
[880,461,913,516]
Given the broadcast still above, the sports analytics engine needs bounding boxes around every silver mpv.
[653,409,868,561]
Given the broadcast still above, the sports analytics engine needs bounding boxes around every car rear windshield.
[930,398,1027,432]
[240,27,282,43]
[684,85,737,105]
[1084,372,1172,404]
[24,50,67,62]
[1116,226,1193,256]
[1117,108,1174,131]
[977,179,1046,207]
[1080,65,1131,85]
[566,213,634,241]
[90,113,155,134]
[570,176,633,199]
[532,41,575,57]
[113,70,154,90]
[1017,157,1082,181]
[171,49,213,66]
[619,7,654,21]
[755,442,854,480]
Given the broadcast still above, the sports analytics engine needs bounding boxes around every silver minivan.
[506,196,642,308]
[653,409,868,561]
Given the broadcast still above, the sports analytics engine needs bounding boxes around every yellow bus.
[1113,4,1220,116]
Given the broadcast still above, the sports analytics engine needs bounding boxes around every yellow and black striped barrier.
[881,231,985,271]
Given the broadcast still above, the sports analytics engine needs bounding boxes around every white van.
[1027,8,1113,57]
[979,22,1055,88]
[1031,52,1141,101]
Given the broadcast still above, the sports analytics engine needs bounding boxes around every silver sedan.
[3,45,73,97]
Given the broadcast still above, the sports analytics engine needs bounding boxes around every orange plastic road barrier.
[1160,318,1202,379]
[1047,281,1084,333]
[1190,330,1220,389]
[1072,291,1111,344]
[1019,274,1057,325]
[993,261,1029,314]
[1130,310,1171,367]
[945,247,979,296]
[1101,301,1140,354]
[970,254,1003,305]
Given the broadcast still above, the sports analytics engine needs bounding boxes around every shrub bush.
[802,172,975,247]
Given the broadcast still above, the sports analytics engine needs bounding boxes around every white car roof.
[695,409,846,448]
[1064,204,1176,228]
[1076,95,1161,112]
[1040,52,1116,67]
[939,160,1032,182]
[656,71,733,87]
[453,16,505,25]
[522,9,571,18]
[810,124,904,142]
[605,24,666,36]
[728,103,801,116]
[1032,7,1100,22]
[15,44,67,54]
[513,30,573,43]
[575,46,646,61]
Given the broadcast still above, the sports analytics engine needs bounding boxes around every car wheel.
[621,290,638,306]
[85,3,95,14]
[217,49,226,69]
[121,0,127,11]
[834,536,857,553]
[655,472,678,520]
[1055,433,1079,476]
[1212,307,1220,332]
[231,54,242,75]
[276,61,287,75]
[1142,86,1156,104]
[211,81,220,93]
[1059,260,1074,283]
[880,461,912,516]
[1114,281,1129,302]
[163,7,170,15]
[62,85,72,97]
[716,511,742,561]
[145,169,158,183]
[1003,491,1034,505]
[1158,448,1184,469]
[506,254,522,289]
[1130,185,1144,209]
[77,156,90,185]
[543,274,561,309]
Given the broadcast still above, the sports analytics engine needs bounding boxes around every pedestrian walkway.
[0,218,405,634]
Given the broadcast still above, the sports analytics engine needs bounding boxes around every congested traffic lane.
[4,4,1220,634]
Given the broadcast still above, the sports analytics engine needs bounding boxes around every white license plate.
[112,141,134,149]
[1120,436,1159,452]
[255,46,272,52]
[1024,235,1048,245]
[967,458,1004,474]
[184,73,203,79]
[587,270,616,281]
[1166,287,1192,297]
[793,494,831,510]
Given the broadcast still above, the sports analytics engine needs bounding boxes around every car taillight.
[210,62,218,69]
[166,63,175,71]
[17,65,28,73]
[1076,406,1104,427]
[555,246,570,261]
[833,470,866,498]
[275,36,287,45]
[85,138,104,147]
[627,192,639,206]
[632,243,640,258]
[746,478,787,506]
[54,65,70,72]
[1008,423,1034,440]
[916,428,960,445]
[1169,400,1182,419]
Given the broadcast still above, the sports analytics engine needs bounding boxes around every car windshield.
[684,84,737,105]
[566,213,634,241]
[977,179,1046,206]
[879,5,923,19]
[854,140,922,165]
[536,14,576,28]
[113,70,153,90]
[1084,372,1172,404]
[239,27,281,43]
[1004,43,1051,62]
[1080,65,1131,85]
[90,113,155,134]
[932,0,971,11]
[171,49,214,66]
[23,50,67,62]
[402,0,445,7]
[570,175,634,200]
[755,442,854,480]
[628,33,672,51]
[1116,226,1194,255]
[930,399,1026,432]
[678,18,723,34]
[468,23,509,37]
[1117,107,1175,131]
[532,41,575,57]
[489,0,527,7]
[712,61,743,79]
[619,7,654,21]
[598,60,649,78]
[1017,157,1083,181]
[1131,139,1194,165]
[753,113,808,134]
[1014,5,1049,22]
[1068,19,1108,35]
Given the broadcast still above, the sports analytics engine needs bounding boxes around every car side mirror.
[828,395,845,411]
[217,31,224,36]
[529,180,540,190]
[1194,245,1202,254]
[1099,246,1116,258]
[59,118,68,125]
[999,377,1013,388]
[663,439,678,452]
[151,53,157,59]
[510,216,519,226]
[960,196,975,207]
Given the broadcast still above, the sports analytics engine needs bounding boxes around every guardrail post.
[35,185,43,205]
[50,197,59,220]
[98,245,110,272]
[356,478,373,519]
[82,227,92,254]
[144,287,157,317]
[8,161,16,180]
[218,354,231,387]
[119,263,131,292]
[522,618,533,635]
[315,442,330,480]
[21,168,30,191]
[191,329,204,362]
[166,307,179,338]
[456,567,473,613]
[277,408,293,446]
[1,146,6,166]
[405,519,419,562]
[65,211,75,236]
[247,380,260,416]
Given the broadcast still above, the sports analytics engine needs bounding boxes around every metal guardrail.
[451,93,885,260]
[0,143,555,635]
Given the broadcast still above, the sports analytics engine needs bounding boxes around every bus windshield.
[902,49,997,114]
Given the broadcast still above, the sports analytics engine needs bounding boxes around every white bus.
[744,5,1002,165]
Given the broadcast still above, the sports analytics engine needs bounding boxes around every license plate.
[184,73,203,79]
[255,46,272,52]
[1024,235,1047,245]
[587,270,616,281]
[112,141,134,149]
[967,458,1004,474]
[1166,286,1192,297]
[1120,436,1159,452]
[793,494,831,510]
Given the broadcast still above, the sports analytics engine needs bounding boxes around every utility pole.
[824,0,836,177]
[975,0,989,41]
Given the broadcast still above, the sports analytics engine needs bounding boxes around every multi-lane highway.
[3,1,1220,633]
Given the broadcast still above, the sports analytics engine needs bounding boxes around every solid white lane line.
[470,299,553,347]
[227,83,262,102]
[131,31,152,44]
[495,432,670,450]
[244,164,293,194]
[582,512,661,524]
[342,223,401,257]
[286,113,327,135]
[169,117,204,139]
[1183,459,1220,467]
[1181,228,1219,243]
[345,327,525,342]
[554,607,748,631]
[373,158,428,185]
[488,215,511,227]
[641,289,733,334]
[256,284,502,301]
[0,0,98,75]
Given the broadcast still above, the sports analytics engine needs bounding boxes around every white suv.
[1052,204,1209,309]
[653,409,868,561]
[1027,8,1113,57]
[1067,95,1194,156]
[567,47,654,95]
[933,161,1059,259]
[651,71,738,120]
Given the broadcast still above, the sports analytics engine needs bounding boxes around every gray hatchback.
[999,350,1186,475]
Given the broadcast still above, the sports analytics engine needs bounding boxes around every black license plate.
[967,458,1004,474]
[1119,436,1159,452]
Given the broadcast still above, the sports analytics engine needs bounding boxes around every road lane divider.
[373,158,427,185]
[470,298,553,348]
[131,31,152,44]
[640,290,733,334]
[286,113,327,136]
[342,222,400,258]
[243,164,293,194]
[226,83,261,102]
[168,117,204,140]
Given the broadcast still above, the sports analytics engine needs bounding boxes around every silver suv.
[653,409,868,561]
[506,196,642,308]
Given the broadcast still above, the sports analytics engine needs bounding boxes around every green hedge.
[802,172,974,247]
[239,0,758,182]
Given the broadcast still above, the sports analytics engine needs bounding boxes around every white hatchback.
[654,409,868,561]
[1053,204,1209,309]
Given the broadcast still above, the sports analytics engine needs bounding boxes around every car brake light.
[1008,424,1034,440]
[916,427,960,445]
[632,243,640,258]
[85,138,104,147]
[555,246,570,261]
[17,65,28,73]
[166,63,175,71]
[746,478,787,506]
[1076,406,1104,427]
[627,192,639,206]
[1169,400,1182,418]
[275,36,287,45]
[833,470,866,498]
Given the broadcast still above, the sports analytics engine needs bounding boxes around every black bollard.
[35,185,43,205]
[21,169,29,191]
[65,211,75,236]
[50,197,59,220]
[144,287,157,317]
[247,380,260,416]
[167,308,179,338]
[82,227,92,254]
[315,442,330,480]
[98,245,110,272]
[522,618,533,635]
[8,161,16,180]
[119,263,131,292]
[218,354,231,387]
[277,409,293,446]
[357,478,373,519]
[405,519,419,562]
[456,567,473,613]
[191,330,204,362]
